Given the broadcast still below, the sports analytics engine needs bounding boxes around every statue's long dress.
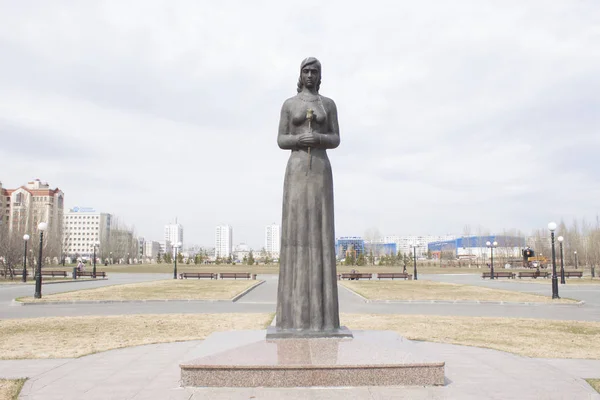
[275,97,340,332]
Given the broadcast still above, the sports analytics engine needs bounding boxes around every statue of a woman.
[271,57,349,337]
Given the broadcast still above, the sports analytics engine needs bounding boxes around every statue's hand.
[297,133,319,147]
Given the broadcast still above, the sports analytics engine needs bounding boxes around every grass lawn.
[340,280,577,303]
[341,314,600,359]
[18,279,260,303]
[0,313,273,359]
[587,379,600,393]
[0,379,25,400]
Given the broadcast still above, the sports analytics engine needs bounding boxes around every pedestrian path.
[3,336,598,399]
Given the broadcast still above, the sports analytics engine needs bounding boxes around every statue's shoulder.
[281,96,298,109]
[319,95,337,110]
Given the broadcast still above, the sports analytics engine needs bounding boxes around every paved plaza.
[1,273,599,399]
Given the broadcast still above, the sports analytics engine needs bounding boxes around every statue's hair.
[297,57,321,93]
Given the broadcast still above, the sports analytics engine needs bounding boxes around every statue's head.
[297,57,321,93]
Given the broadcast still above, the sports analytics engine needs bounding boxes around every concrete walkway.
[1,336,597,399]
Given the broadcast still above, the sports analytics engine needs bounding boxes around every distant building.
[159,240,172,257]
[265,223,280,257]
[364,242,397,256]
[215,225,233,258]
[164,221,183,255]
[143,240,161,259]
[234,243,251,262]
[428,236,526,260]
[2,179,64,241]
[335,237,365,259]
[63,207,111,259]
[383,235,456,257]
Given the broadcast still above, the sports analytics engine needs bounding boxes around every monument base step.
[180,330,445,387]
[265,325,353,339]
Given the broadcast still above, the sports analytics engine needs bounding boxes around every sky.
[1,1,599,249]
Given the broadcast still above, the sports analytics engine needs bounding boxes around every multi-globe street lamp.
[486,240,498,279]
[92,241,99,278]
[22,234,30,283]
[34,222,47,299]
[557,236,565,284]
[413,245,418,281]
[548,222,560,299]
[173,242,182,279]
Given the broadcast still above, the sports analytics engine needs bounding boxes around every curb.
[0,278,107,287]
[339,285,586,306]
[12,280,266,306]
[231,280,265,302]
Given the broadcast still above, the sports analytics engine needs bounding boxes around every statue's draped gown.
[276,94,341,332]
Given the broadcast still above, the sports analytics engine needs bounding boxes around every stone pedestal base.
[265,326,353,339]
[180,330,445,387]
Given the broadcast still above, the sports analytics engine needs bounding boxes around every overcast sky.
[1,1,599,249]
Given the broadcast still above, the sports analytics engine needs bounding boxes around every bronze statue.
[269,57,350,338]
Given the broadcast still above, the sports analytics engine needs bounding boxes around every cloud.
[1,0,599,247]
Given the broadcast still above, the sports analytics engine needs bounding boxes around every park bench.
[482,272,516,279]
[339,273,372,280]
[220,272,251,280]
[179,272,217,279]
[377,273,413,280]
[40,270,67,278]
[518,271,549,279]
[77,271,107,278]
[565,271,583,278]
[0,270,27,278]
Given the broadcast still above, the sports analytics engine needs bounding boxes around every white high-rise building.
[265,223,280,257]
[63,207,111,258]
[164,221,183,255]
[215,225,233,258]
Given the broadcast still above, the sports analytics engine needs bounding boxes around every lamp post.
[486,240,498,279]
[92,241,99,278]
[548,222,559,299]
[22,234,30,283]
[34,222,47,299]
[110,252,113,265]
[173,242,182,279]
[557,236,565,284]
[413,245,418,281]
[127,253,130,265]
[574,251,578,269]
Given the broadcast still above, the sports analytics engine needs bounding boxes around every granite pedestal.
[180,330,445,387]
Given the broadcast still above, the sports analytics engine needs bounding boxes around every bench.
[179,272,217,279]
[565,271,583,278]
[340,273,373,280]
[77,271,107,278]
[482,272,516,279]
[220,272,251,280]
[41,270,67,278]
[377,273,413,280]
[518,271,550,279]
[0,270,27,277]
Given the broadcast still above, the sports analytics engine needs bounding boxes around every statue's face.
[301,65,320,89]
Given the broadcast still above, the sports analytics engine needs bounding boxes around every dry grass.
[341,314,600,359]
[0,313,273,359]
[18,279,259,303]
[0,379,25,400]
[340,280,576,303]
[586,379,600,393]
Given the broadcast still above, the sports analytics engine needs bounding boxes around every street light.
[486,240,498,279]
[557,236,565,284]
[548,222,559,299]
[110,252,113,265]
[34,222,47,299]
[173,242,182,279]
[92,241,99,278]
[413,245,418,281]
[22,234,30,283]
[574,251,578,269]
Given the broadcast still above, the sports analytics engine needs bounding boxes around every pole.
[559,242,565,285]
[34,232,43,299]
[490,246,495,280]
[550,232,559,299]
[173,248,178,279]
[22,240,28,283]
[574,252,578,269]
[93,245,97,279]
[413,246,418,281]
